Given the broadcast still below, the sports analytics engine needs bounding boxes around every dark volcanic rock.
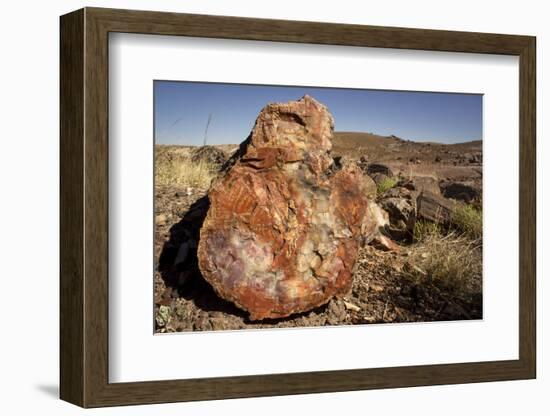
[198,96,378,320]
[366,163,394,177]
[441,181,481,203]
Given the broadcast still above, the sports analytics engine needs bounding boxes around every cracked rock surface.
[197,96,378,320]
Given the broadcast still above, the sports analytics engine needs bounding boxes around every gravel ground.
[154,185,482,333]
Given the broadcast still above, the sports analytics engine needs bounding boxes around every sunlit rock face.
[198,95,378,320]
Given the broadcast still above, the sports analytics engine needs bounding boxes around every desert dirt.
[154,132,482,332]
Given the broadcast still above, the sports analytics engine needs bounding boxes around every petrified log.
[197,95,378,320]
[416,191,456,225]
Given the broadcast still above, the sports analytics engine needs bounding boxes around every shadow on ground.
[157,195,330,324]
[155,192,481,331]
[35,384,58,399]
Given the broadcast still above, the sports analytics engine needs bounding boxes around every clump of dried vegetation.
[408,213,482,300]
[413,220,442,241]
[155,148,217,189]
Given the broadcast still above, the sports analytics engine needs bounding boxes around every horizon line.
[155,130,482,146]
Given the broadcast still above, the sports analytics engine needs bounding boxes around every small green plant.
[413,220,442,241]
[452,204,483,240]
[376,176,398,195]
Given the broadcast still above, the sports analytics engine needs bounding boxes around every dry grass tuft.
[155,151,217,189]
[406,227,482,296]
[413,220,443,242]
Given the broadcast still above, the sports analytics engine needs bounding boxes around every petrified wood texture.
[198,96,377,320]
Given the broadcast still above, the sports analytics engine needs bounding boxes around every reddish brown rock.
[198,96,378,320]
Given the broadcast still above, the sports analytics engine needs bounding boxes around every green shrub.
[376,176,399,195]
[452,204,483,240]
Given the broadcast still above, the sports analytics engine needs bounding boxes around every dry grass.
[406,227,482,296]
[155,151,217,189]
[413,220,443,241]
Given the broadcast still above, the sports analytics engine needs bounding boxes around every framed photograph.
[60,7,536,408]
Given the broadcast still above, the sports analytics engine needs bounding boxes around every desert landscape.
[153,96,482,332]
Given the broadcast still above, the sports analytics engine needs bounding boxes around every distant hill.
[332,132,405,157]
[332,131,481,164]
[156,131,482,181]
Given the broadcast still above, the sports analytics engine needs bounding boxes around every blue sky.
[154,81,482,145]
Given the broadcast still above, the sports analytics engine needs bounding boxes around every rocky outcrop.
[198,96,378,320]
[401,176,441,196]
[376,176,452,240]
[366,163,394,177]
[416,191,456,224]
[440,181,481,204]
[377,184,416,240]
[381,197,416,230]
